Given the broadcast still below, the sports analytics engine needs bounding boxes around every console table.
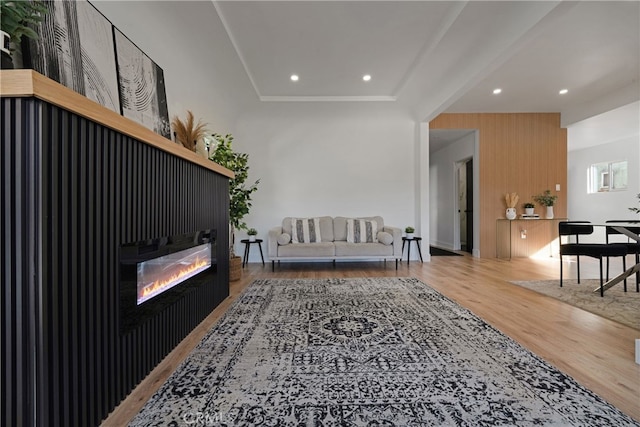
[496,218,567,259]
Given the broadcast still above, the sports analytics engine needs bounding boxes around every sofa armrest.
[384,226,403,257]
[268,227,283,258]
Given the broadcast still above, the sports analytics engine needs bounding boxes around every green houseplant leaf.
[533,190,558,207]
[209,133,260,255]
[1,0,49,45]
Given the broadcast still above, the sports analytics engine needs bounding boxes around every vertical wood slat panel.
[3,98,230,427]
[430,113,567,258]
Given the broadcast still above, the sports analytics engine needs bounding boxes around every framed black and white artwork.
[24,0,120,113]
[114,28,171,139]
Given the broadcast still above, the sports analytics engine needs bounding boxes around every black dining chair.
[605,220,640,292]
[559,221,628,296]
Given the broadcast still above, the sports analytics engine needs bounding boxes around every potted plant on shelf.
[523,202,535,216]
[209,133,260,281]
[1,0,49,69]
[533,190,558,219]
[405,226,415,239]
[247,228,258,242]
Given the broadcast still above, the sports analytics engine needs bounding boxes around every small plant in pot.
[523,202,535,216]
[405,226,415,239]
[247,228,258,242]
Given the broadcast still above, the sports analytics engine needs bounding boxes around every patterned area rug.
[510,279,639,330]
[130,278,639,426]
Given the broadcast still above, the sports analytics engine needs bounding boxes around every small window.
[588,160,628,193]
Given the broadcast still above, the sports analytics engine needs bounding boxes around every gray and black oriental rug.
[130,277,638,426]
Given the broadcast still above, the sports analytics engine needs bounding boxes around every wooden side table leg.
[416,240,424,262]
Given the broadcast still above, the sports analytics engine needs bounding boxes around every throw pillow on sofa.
[277,233,291,245]
[346,218,378,243]
[377,231,393,245]
[291,217,322,243]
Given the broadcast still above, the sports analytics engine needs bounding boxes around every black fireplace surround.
[2,91,231,427]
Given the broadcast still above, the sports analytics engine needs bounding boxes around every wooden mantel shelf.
[0,69,234,178]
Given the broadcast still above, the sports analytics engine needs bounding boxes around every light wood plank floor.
[101,254,640,425]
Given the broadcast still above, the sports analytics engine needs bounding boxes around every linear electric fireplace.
[120,230,217,333]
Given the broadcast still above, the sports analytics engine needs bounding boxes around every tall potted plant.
[209,133,259,280]
[1,0,48,69]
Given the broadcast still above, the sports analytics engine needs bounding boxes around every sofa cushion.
[291,217,321,243]
[333,217,348,241]
[377,231,393,245]
[334,242,394,257]
[334,216,384,241]
[278,242,335,257]
[277,233,291,245]
[283,216,334,242]
[346,219,378,243]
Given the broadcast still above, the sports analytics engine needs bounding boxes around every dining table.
[592,222,640,295]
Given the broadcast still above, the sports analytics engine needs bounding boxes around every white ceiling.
[213,1,639,150]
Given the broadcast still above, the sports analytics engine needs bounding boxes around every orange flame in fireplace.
[140,258,209,300]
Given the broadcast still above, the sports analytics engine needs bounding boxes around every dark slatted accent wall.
[1,97,230,427]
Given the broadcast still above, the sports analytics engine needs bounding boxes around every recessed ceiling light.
[559,88,568,95]
[492,88,502,95]
[363,74,371,82]
[290,74,299,82]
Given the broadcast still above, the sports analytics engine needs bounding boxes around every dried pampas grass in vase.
[505,192,519,220]
[505,192,519,208]
[171,110,208,152]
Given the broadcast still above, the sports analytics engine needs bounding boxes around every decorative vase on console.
[505,192,519,220]
[546,206,554,219]
[533,190,558,220]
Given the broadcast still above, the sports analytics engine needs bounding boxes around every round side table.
[401,236,424,263]
[240,239,265,267]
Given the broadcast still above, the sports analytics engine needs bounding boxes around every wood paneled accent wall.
[430,113,567,258]
[1,72,232,427]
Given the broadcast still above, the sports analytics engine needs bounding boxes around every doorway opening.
[457,158,473,253]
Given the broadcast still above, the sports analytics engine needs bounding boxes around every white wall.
[429,133,474,250]
[567,135,640,242]
[93,1,256,134]
[90,1,421,263]
[235,102,417,261]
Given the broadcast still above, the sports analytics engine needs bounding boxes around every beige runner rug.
[510,279,639,330]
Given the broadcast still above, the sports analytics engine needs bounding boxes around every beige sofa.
[268,216,402,270]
